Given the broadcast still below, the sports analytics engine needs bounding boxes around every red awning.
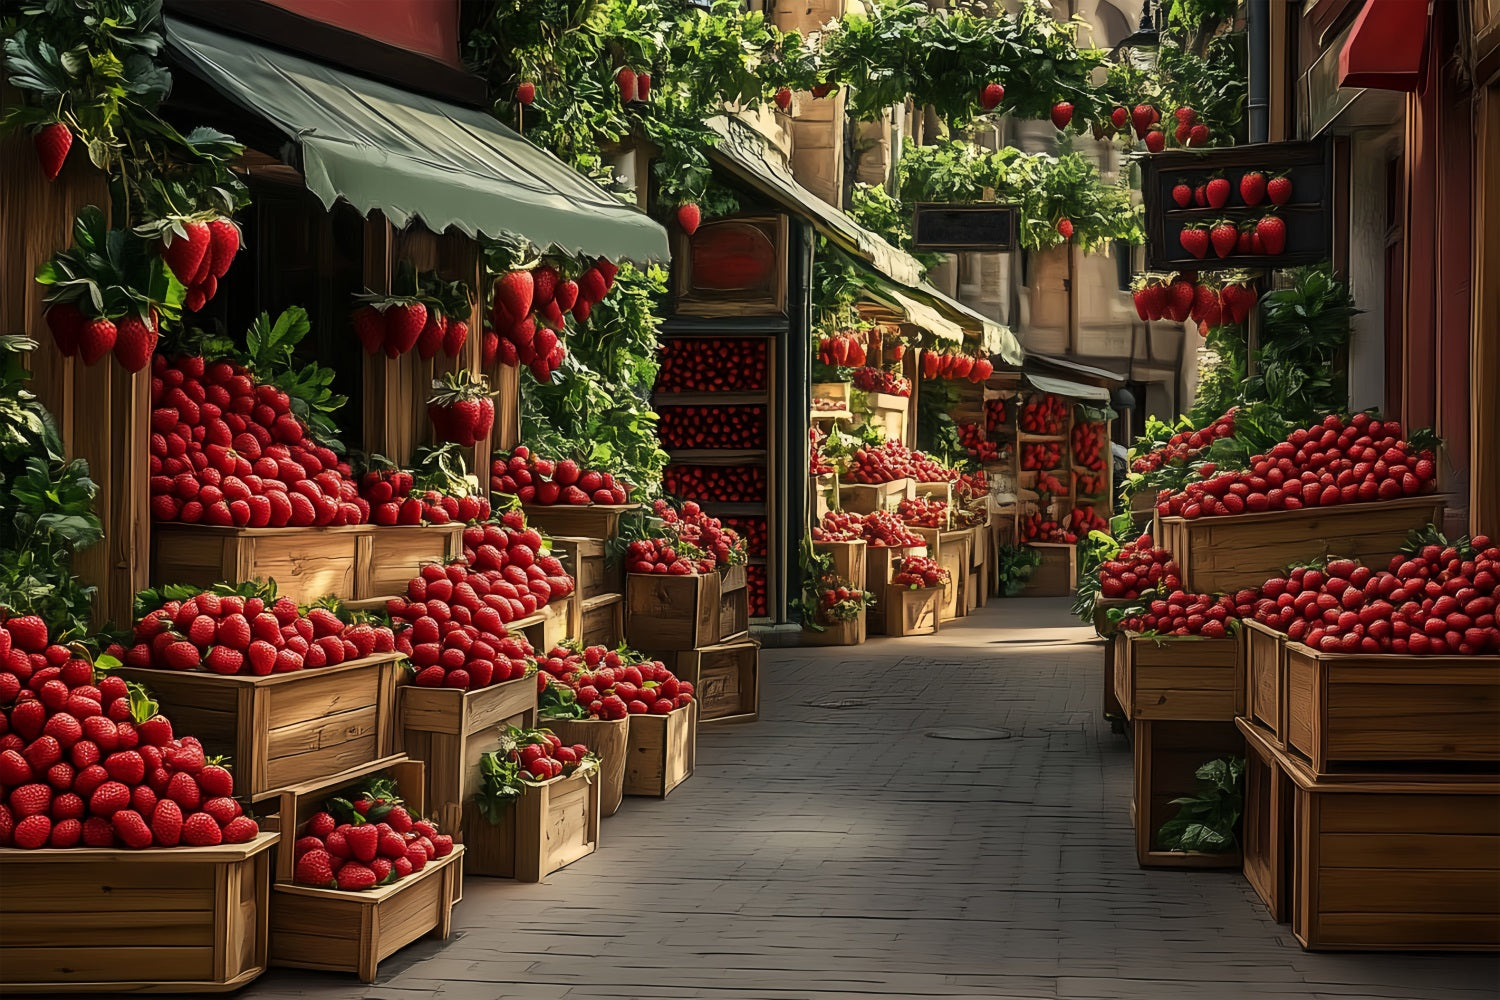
[1337,0,1430,92]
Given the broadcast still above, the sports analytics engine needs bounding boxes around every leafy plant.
[994,543,1042,597]
[1155,756,1245,853]
[34,204,181,324]
[472,726,599,825]
[1071,529,1122,624]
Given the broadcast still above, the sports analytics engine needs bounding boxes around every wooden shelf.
[1017,432,1066,442]
[748,556,767,566]
[664,449,768,463]
[654,391,769,406]
[697,501,768,516]
[810,409,853,421]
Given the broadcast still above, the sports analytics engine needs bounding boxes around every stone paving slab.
[241,599,1500,999]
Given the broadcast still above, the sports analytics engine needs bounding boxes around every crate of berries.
[270,758,462,983]
[884,556,948,637]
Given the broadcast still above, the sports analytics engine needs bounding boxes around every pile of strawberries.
[663,464,766,503]
[1117,103,1210,151]
[1066,505,1109,537]
[897,496,947,528]
[893,555,949,589]
[352,273,471,361]
[851,366,911,397]
[1250,538,1499,655]
[361,468,490,526]
[1074,471,1107,496]
[659,405,765,451]
[920,350,994,383]
[538,644,694,718]
[126,590,394,675]
[1132,410,1236,473]
[958,422,999,462]
[1157,414,1438,520]
[1180,217,1285,261]
[491,447,631,505]
[1032,471,1068,496]
[813,577,875,624]
[292,781,454,891]
[1021,509,1077,544]
[722,516,768,558]
[841,441,950,485]
[812,510,925,548]
[656,338,766,393]
[651,500,744,568]
[809,426,836,475]
[986,397,1009,433]
[818,330,868,367]
[1019,394,1068,435]
[952,469,989,503]
[1,615,259,849]
[624,537,715,575]
[747,564,768,618]
[427,370,496,447]
[1072,421,1107,471]
[1021,442,1063,471]
[149,356,365,527]
[1118,590,1246,638]
[1097,534,1183,599]
[503,729,597,781]
[1133,275,1258,332]
[462,513,577,600]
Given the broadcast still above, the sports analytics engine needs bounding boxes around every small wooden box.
[863,544,925,635]
[1283,642,1500,775]
[625,571,722,651]
[883,585,941,637]
[624,701,697,798]
[840,478,914,514]
[550,535,614,600]
[359,523,464,600]
[1020,542,1077,597]
[913,527,971,623]
[1114,632,1242,723]
[399,675,537,834]
[1238,720,1294,923]
[265,756,464,984]
[462,768,601,882]
[859,390,910,445]
[718,585,749,643]
[1131,718,1245,869]
[813,539,867,589]
[806,612,867,646]
[0,834,279,994]
[1157,495,1444,595]
[541,715,629,817]
[1241,619,1288,747]
[580,592,624,648]
[151,523,373,605]
[521,502,640,541]
[117,653,404,801]
[514,595,575,652]
[665,639,760,724]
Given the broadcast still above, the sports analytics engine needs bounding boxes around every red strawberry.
[1210,220,1238,258]
[676,203,701,236]
[1179,224,1210,259]
[1131,104,1155,138]
[516,81,535,105]
[78,317,118,366]
[481,329,500,367]
[1256,215,1286,255]
[774,86,792,112]
[1056,218,1073,240]
[1144,129,1165,153]
[1050,102,1073,130]
[345,823,379,862]
[442,319,469,357]
[636,71,651,101]
[1172,181,1191,208]
[44,303,85,356]
[112,808,154,848]
[181,810,222,846]
[222,815,257,843]
[353,306,385,354]
[1111,106,1128,129]
[553,279,579,311]
[615,66,637,103]
[415,310,448,359]
[203,796,240,825]
[151,799,183,846]
[6,616,48,652]
[384,302,427,357]
[162,222,211,285]
[1188,124,1210,147]
[34,121,72,180]
[979,83,1005,110]
[336,861,377,891]
[1267,174,1293,205]
[1205,177,1230,209]
[206,219,240,278]
[13,814,50,849]
[495,270,534,320]
[1239,170,1267,206]
[297,848,336,886]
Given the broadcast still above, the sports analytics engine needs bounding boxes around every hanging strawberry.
[516,81,536,105]
[34,121,72,180]
[427,370,497,448]
[676,203,701,236]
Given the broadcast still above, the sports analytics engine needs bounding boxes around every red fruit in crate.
[1239,170,1267,206]
[1144,129,1165,153]
[34,121,72,180]
[1171,181,1191,208]
[1255,215,1286,255]
[1267,175,1293,205]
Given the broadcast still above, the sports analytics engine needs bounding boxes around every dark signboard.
[912,203,1018,252]
[1140,139,1332,271]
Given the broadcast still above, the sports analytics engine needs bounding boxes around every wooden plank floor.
[245,599,1500,999]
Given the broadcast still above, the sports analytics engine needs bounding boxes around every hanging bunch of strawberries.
[351,263,470,361]
[850,366,912,397]
[484,258,619,382]
[817,329,868,368]
[920,348,994,383]
[427,370,497,448]
[1131,273,1259,335]
[1114,104,1211,153]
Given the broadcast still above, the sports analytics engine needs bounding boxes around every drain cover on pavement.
[924,727,1012,740]
[807,698,870,709]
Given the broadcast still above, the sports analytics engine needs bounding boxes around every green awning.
[862,279,965,345]
[1024,373,1112,402]
[165,18,669,261]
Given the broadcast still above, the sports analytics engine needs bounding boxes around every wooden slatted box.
[358,523,464,600]
[1131,719,1245,869]
[462,768,601,882]
[624,701,697,798]
[1113,632,1242,723]
[151,523,373,605]
[663,639,760,724]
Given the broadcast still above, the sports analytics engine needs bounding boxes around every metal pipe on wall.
[1247,0,1270,143]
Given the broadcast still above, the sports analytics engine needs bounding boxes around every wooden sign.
[912,203,1018,251]
[1140,139,1332,271]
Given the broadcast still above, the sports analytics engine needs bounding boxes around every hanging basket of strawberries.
[427,369,496,448]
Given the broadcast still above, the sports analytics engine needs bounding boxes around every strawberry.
[203,796,241,825]
[162,222,211,285]
[181,811,222,846]
[1205,176,1230,209]
[979,83,1005,110]
[78,317,118,366]
[615,66,637,103]
[494,270,534,320]
[1054,217,1074,241]
[1210,220,1238,258]
[774,87,792,112]
[166,771,201,810]
[345,823,379,862]
[636,71,652,101]
[90,780,131,817]
[151,799,184,846]
[1144,129,1165,153]
[415,309,448,359]
[222,816,258,843]
[1131,104,1155,138]
[384,302,427,356]
[1256,215,1287,255]
[1178,224,1210,259]
[206,219,240,278]
[1172,181,1192,208]
[6,616,48,652]
[1267,174,1293,204]
[441,319,469,357]
[113,808,154,849]
[553,279,579,312]
[676,203,701,236]
[336,861,377,891]
[13,814,50,849]
[516,80,535,105]
[162,640,201,671]
[1239,170,1267,206]
[1188,123,1210,147]
[34,121,72,180]
[44,303,85,356]
[1049,102,1073,130]
[296,848,336,886]
[353,306,385,354]
[10,783,50,817]
[1111,106,1128,129]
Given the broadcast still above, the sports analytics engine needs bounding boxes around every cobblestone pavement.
[245,599,1500,1000]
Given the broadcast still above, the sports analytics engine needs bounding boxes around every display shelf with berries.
[265,756,463,983]
[399,675,538,836]
[151,523,375,606]
[1112,631,1242,725]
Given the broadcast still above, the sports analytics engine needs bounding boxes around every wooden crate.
[664,639,760,724]
[1103,637,1126,724]
[1241,619,1288,747]
[625,571,722,651]
[863,544,925,636]
[1114,632,1241,723]
[1283,642,1500,775]
[859,390,910,445]
[1238,719,1294,923]
[580,592,624,648]
[624,701,697,798]
[1276,745,1500,951]
[0,834,279,994]
[813,539,867,589]
[399,676,537,834]
[1092,596,1140,639]
[550,535,614,600]
[462,768,600,881]
[911,527,971,623]
[151,523,373,605]
[840,478,914,514]
[883,585,941,637]
[1020,542,1077,597]
[1131,719,1245,869]
[358,523,464,600]
[1157,496,1445,595]
[265,756,462,983]
[515,595,575,651]
[521,502,640,541]
[542,715,629,817]
[806,612,867,646]
[718,585,749,643]
[811,381,851,416]
[116,653,403,801]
